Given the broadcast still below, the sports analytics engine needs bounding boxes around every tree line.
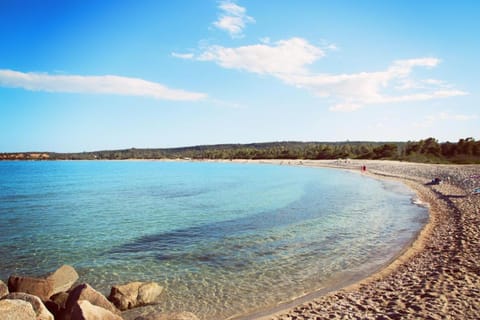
[1,137,479,164]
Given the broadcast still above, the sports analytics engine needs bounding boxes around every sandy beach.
[234,159,480,320]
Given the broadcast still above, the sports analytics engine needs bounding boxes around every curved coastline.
[233,159,480,320]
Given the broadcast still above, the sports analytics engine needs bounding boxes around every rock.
[0,279,8,298]
[134,312,199,320]
[7,275,54,301]
[46,265,79,295]
[45,292,69,318]
[108,281,163,311]
[71,300,123,320]
[0,299,37,320]
[65,283,120,316]
[6,265,78,301]
[5,292,54,320]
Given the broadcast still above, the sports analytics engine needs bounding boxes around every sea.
[0,161,428,319]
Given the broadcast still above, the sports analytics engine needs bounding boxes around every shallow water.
[0,161,427,319]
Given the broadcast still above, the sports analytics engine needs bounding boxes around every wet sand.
[244,159,480,320]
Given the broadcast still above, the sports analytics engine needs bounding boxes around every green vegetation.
[1,138,479,164]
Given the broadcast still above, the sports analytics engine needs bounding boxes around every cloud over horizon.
[213,0,255,37]
[0,69,207,101]
[181,38,467,111]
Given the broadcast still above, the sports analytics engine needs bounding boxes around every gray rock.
[46,265,79,295]
[71,300,123,320]
[7,275,54,301]
[0,279,8,298]
[108,281,163,311]
[0,299,37,320]
[134,312,199,320]
[5,292,54,320]
[65,283,120,316]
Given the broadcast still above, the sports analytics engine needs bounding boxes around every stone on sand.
[108,281,163,311]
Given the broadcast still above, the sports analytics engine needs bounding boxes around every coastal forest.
[1,137,479,164]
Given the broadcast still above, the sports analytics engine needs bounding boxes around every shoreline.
[1,159,478,319]
[235,159,479,319]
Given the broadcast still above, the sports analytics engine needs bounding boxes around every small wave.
[411,197,430,208]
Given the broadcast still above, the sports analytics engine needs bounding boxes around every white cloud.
[194,38,466,111]
[0,69,207,101]
[171,52,194,59]
[414,112,478,128]
[198,38,325,75]
[171,34,466,111]
[213,0,255,37]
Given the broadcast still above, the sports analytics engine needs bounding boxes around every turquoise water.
[0,161,427,319]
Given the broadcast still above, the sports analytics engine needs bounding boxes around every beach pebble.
[108,281,163,311]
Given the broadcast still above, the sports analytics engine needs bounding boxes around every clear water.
[0,161,427,319]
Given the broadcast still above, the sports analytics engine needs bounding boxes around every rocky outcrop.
[7,265,78,301]
[108,282,163,311]
[46,265,79,296]
[71,300,123,320]
[7,275,54,301]
[0,279,8,298]
[65,283,120,317]
[2,266,198,320]
[134,312,199,320]
[0,299,37,320]
[5,292,54,320]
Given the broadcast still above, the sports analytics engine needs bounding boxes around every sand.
[240,159,480,320]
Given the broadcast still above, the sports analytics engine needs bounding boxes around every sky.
[1,0,479,152]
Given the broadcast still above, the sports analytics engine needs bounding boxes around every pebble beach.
[249,159,480,320]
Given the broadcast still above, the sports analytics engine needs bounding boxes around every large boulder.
[108,281,163,311]
[65,283,120,316]
[134,312,199,320]
[5,292,54,320]
[0,279,8,298]
[0,299,37,320]
[7,265,78,301]
[71,300,123,320]
[46,265,79,295]
[7,275,54,301]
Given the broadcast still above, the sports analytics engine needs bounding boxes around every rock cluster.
[0,265,198,320]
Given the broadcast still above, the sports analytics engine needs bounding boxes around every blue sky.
[1,0,478,152]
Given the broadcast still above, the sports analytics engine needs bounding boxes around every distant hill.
[1,138,479,164]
